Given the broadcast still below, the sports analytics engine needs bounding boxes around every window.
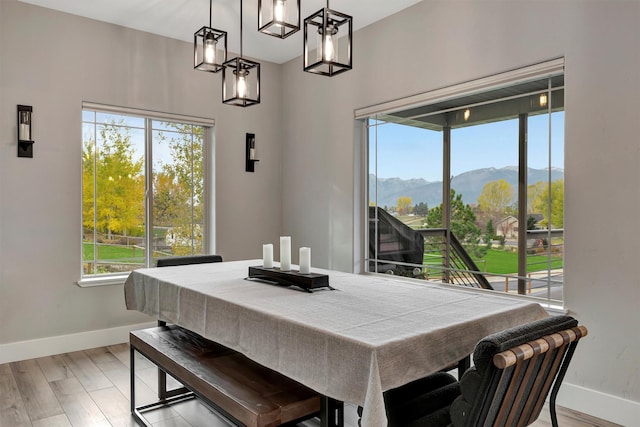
[361,60,564,304]
[80,104,214,284]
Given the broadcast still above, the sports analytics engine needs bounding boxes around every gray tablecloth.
[124,260,548,427]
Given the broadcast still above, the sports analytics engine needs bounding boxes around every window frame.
[77,102,215,287]
[357,59,565,306]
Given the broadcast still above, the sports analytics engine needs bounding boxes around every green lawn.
[424,248,563,275]
[475,249,563,274]
[83,242,145,263]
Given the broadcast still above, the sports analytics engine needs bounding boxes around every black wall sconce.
[17,105,34,158]
[246,133,259,172]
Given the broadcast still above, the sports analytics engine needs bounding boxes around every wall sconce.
[246,133,259,172]
[17,105,34,158]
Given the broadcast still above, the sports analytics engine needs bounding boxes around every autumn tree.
[154,123,205,255]
[533,179,564,228]
[527,181,546,214]
[397,196,413,215]
[153,171,190,227]
[82,123,144,240]
[478,179,514,225]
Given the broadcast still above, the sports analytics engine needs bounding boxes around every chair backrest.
[449,316,587,427]
[156,254,223,267]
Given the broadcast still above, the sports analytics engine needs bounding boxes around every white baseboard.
[557,382,639,427]
[0,322,156,364]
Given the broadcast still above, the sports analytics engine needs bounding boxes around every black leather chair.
[360,316,587,427]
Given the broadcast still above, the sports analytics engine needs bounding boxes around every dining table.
[124,259,548,427]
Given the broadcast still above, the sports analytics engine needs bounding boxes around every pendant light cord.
[240,0,243,57]
[209,0,212,28]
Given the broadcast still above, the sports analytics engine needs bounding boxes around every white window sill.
[76,274,128,287]
[361,271,566,314]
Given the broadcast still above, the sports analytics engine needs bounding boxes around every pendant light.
[223,0,261,107]
[303,0,352,76]
[194,0,227,73]
[258,0,300,39]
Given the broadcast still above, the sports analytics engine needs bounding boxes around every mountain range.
[370,167,564,208]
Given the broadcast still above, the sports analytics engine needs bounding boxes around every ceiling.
[18,0,423,64]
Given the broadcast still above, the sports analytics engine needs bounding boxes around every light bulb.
[539,93,548,107]
[204,37,216,64]
[237,74,248,98]
[274,0,285,22]
[324,34,335,61]
[464,108,471,121]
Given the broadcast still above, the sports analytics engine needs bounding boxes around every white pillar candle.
[19,123,30,141]
[262,243,273,268]
[280,236,291,271]
[299,247,311,274]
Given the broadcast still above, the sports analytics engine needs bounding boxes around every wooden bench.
[130,325,321,427]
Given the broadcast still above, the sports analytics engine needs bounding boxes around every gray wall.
[281,0,639,418]
[1,0,639,423]
[0,0,283,344]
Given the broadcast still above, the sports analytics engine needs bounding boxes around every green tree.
[427,190,486,257]
[83,123,144,239]
[484,219,495,245]
[413,202,428,216]
[397,196,413,215]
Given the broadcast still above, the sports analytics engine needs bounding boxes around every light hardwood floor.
[0,344,620,427]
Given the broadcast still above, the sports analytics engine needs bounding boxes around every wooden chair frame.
[479,325,588,427]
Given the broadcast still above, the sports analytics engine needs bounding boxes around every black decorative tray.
[247,266,333,292]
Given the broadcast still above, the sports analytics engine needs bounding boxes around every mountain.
[370,167,564,208]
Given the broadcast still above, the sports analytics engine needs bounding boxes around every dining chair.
[154,253,223,399]
[156,254,223,267]
[359,315,587,427]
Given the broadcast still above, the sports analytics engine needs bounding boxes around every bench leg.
[320,396,344,427]
[130,344,195,427]
[130,344,136,415]
[157,320,168,399]
[131,345,152,427]
[155,321,189,399]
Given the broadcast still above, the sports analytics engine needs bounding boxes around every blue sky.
[82,111,200,169]
[370,112,564,181]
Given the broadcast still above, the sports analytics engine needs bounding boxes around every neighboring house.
[496,215,518,238]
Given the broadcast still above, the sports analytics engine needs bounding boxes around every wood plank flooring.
[0,344,621,427]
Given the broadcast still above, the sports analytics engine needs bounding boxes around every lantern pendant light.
[194,0,227,73]
[303,0,352,76]
[258,0,300,39]
[223,0,261,107]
